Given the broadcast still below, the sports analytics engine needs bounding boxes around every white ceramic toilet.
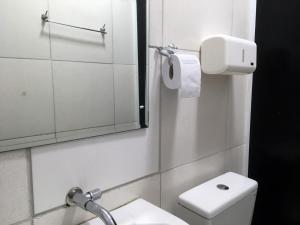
[178,172,258,225]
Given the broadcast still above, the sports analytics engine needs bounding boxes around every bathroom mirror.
[0,0,147,152]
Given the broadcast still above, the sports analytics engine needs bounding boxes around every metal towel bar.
[41,11,107,35]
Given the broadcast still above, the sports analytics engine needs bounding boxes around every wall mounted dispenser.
[201,35,257,75]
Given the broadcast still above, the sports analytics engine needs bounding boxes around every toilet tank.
[178,172,258,225]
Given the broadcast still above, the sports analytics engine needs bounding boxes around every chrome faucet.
[66,187,117,225]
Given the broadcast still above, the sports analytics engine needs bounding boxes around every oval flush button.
[217,184,229,190]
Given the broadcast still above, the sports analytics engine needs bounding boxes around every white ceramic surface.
[160,72,229,172]
[82,199,188,225]
[178,172,258,219]
[161,149,228,213]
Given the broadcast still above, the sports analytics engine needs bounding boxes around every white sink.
[82,199,188,225]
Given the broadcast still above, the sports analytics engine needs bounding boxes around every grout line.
[0,56,50,61]
[47,5,57,141]
[160,144,247,174]
[159,0,164,209]
[0,134,54,142]
[231,0,235,36]
[56,124,115,134]
[49,59,136,66]
[34,204,68,218]
[161,0,164,47]
[34,172,161,216]
[102,172,161,194]
[159,172,162,208]
[9,218,33,225]
[111,0,116,130]
[27,149,35,224]
[0,56,137,66]
[158,50,163,208]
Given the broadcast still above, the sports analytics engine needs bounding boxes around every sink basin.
[81,199,188,225]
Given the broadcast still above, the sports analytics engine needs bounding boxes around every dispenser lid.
[178,172,258,219]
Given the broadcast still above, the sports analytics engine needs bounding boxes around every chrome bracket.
[66,187,102,206]
[149,44,178,64]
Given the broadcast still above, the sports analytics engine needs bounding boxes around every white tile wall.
[0,150,32,225]
[227,75,253,149]
[114,65,139,125]
[163,0,233,51]
[31,48,160,214]
[159,0,256,221]
[52,61,114,132]
[224,144,248,175]
[149,0,163,46]
[16,221,33,225]
[0,58,55,141]
[33,174,160,225]
[161,74,229,171]
[160,0,257,172]
[232,0,257,41]
[49,0,113,63]
[31,129,159,213]
[112,0,138,65]
[0,0,50,59]
[227,0,256,152]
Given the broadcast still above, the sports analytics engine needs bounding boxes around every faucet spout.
[66,187,117,225]
[85,201,117,225]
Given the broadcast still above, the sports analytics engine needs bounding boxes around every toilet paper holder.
[149,44,178,64]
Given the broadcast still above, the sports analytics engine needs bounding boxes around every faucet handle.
[86,189,102,201]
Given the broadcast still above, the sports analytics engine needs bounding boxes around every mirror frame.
[137,0,148,128]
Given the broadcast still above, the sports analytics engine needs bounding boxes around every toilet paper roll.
[162,53,201,98]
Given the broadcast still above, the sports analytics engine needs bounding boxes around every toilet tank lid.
[178,172,258,219]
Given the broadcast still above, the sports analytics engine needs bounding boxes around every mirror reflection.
[0,0,147,152]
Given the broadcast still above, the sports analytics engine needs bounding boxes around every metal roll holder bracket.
[149,44,178,65]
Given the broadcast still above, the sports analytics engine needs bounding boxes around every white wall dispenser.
[201,35,257,75]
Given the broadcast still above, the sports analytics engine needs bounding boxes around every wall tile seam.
[226,0,238,161]
[27,149,35,219]
[8,171,161,225]
[230,0,235,36]
[224,75,231,158]
[0,56,50,61]
[31,172,161,217]
[8,218,33,225]
[160,143,247,174]
[158,0,164,209]
[0,56,138,66]
[5,148,39,225]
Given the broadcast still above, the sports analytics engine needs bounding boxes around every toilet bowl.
[177,172,258,225]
